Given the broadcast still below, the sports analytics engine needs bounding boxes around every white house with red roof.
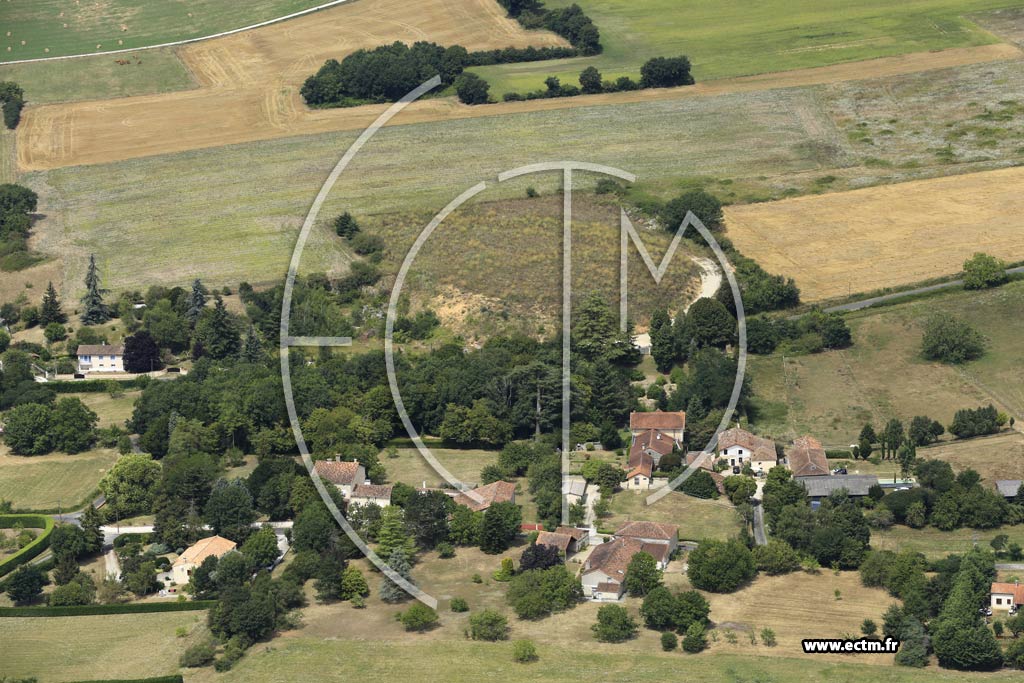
[716,427,778,475]
[991,581,1024,612]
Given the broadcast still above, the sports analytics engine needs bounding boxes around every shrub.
[963,252,1008,290]
[450,597,469,613]
[468,609,510,641]
[401,603,439,632]
[640,56,694,88]
[760,627,777,646]
[180,641,217,668]
[592,604,638,642]
[661,631,678,651]
[921,313,986,363]
[437,542,455,559]
[455,72,491,105]
[512,639,538,663]
[682,621,708,653]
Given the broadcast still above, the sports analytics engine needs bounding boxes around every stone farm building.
[581,521,679,600]
[716,427,777,475]
[313,460,366,498]
[625,411,686,491]
[787,436,830,477]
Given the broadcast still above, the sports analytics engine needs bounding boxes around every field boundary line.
[0,0,358,66]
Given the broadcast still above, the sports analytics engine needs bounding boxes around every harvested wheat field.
[724,165,1024,301]
[17,12,1021,171]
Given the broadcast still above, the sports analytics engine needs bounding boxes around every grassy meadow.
[0,47,196,104]
[0,446,119,510]
[872,524,1024,559]
[66,390,140,428]
[748,280,1024,445]
[0,611,207,681]
[381,448,499,488]
[471,0,1022,95]
[0,0,327,62]
[26,86,838,298]
[606,489,743,541]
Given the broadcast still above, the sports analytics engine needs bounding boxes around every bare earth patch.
[724,165,1024,301]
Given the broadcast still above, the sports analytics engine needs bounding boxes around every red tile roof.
[536,531,573,553]
[314,460,363,485]
[788,436,829,477]
[453,480,516,512]
[351,483,393,500]
[172,535,236,568]
[585,538,668,578]
[717,427,776,461]
[596,581,624,594]
[991,582,1024,604]
[555,526,587,541]
[630,411,686,431]
[615,521,678,542]
[685,451,714,471]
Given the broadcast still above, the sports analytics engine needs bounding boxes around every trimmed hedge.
[51,377,146,393]
[0,514,55,577]
[66,677,184,683]
[0,556,54,592]
[113,532,153,549]
[0,600,216,617]
[825,449,854,459]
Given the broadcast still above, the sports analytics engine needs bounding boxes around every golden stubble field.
[15,0,1020,172]
[724,165,1024,301]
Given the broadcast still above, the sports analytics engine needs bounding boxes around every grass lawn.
[606,489,742,541]
[0,446,118,510]
[0,128,15,183]
[382,447,499,489]
[66,389,140,429]
[0,611,207,681]
[26,84,840,299]
[471,0,1022,95]
[0,0,328,62]
[872,523,1024,559]
[0,47,195,104]
[916,432,1024,484]
[748,280,1024,446]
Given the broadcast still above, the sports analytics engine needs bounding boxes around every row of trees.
[498,58,693,103]
[0,183,39,271]
[498,1,601,55]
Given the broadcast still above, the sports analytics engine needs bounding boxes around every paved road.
[996,563,1024,571]
[752,503,767,546]
[821,266,1024,315]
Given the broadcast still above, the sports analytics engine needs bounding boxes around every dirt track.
[724,165,1024,302]
[16,4,1023,171]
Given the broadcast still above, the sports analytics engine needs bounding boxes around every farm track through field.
[16,15,1022,172]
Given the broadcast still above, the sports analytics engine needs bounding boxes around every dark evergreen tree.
[242,324,264,363]
[195,295,240,359]
[185,279,207,326]
[123,330,162,373]
[40,281,65,324]
[79,254,110,324]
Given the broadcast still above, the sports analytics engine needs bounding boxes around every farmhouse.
[76,343,125,374]
[452,480,516,512]
[313,460,366,498]
[169,535,236,586]
[996,480,1022,499]
[787,436,830,477]
[716,427,777,475]
[629,411,686,443]
[990,581,1024,612]
[615,521,678,555]
[581,537,671,600]
[349,483,393,508]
